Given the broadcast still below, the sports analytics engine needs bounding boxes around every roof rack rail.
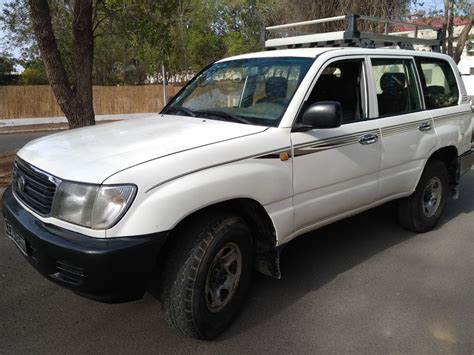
[264,14,442,52]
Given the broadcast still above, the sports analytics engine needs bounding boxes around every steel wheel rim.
[422,177,442,218]
[205,242,242,313]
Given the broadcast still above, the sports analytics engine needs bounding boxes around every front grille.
[12,159,60,215]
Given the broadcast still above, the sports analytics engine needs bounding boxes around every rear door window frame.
[368,55,425,119]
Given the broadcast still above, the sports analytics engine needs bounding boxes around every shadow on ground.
[221,170,474,339]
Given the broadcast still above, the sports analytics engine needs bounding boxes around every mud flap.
[255,247,281,279]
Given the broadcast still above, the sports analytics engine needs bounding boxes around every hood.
[17,114,267,183]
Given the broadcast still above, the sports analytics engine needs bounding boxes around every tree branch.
[453,3,474,64]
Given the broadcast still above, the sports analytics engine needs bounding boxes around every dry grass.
[0,85,183,119]
[0,150,16,188]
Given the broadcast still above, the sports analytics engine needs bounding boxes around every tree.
[20,59,49,85]
[441,0,474,64]
[267,0,411,29]
[0,53,17,85]
[3,0,275,90]
[429,0,473,63]
[0,54,14,76]
[29,0,95,128]
[453,3,474,64]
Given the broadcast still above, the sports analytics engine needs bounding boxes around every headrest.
[315,74,339,93]
[380,72,406,94]
[318,74,339,85]
[265,77,288,99]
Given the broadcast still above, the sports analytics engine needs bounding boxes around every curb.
[0,112,158,128]
[0,127,68,135]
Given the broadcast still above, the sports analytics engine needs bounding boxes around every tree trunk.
[442,0,449,53]
[447,0,454,57]
[453,3,474,64]
[29,0,95,129]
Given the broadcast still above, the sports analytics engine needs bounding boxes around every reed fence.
[0,85,183,119]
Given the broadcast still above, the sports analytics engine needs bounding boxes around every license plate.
[4,219,27,255]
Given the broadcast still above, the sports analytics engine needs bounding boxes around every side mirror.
[301,101,342,129]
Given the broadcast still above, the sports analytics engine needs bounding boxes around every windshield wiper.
[164,106,197,117]
[195,110,252,125]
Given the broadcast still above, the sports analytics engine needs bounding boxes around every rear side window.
[371,58,422,117]
[415,58,459,109]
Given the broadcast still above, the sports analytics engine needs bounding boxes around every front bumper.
[2,187,168,303]
[460,149,474,176]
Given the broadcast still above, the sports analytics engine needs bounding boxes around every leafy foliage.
[0,53,18,85]
[0,0,275,84]
[2,0,447,85]
[20,58,48,84]
[0,54,15,75]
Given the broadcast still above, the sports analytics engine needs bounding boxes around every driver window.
[305,59,367,124]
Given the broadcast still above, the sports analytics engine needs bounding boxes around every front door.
[289,57,382,242]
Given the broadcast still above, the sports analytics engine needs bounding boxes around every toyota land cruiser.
[2,15,473,339]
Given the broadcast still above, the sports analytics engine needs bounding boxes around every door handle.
[359,133,378,145]
[418,121,432,131]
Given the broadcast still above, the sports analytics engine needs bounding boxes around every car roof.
[218,47,454,63]
[218,48,337,61]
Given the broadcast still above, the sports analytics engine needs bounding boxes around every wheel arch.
[427,145,459,187]
[160,198,281,279]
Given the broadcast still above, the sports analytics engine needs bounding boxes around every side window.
[415,58,459,109]
[371,58,422,117]
[305,59,367,124]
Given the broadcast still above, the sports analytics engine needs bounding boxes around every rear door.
[369,56,437,200]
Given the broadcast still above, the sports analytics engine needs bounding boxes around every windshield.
[163,57,314,127]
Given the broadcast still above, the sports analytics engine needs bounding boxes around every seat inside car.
[378,72,408,116]
[257,76,289,105]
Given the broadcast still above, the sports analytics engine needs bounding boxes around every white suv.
[3,46,473,338]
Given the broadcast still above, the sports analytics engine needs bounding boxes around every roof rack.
[264,14,442,52]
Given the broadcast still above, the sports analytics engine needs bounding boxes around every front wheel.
[397,159,449,233]
[160,214,253,339]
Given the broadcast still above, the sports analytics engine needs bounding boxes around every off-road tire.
[160,214,253,339]
[397,159,449,233]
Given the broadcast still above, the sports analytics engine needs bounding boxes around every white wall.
[461,75,474,97]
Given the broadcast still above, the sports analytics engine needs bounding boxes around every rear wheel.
[160,214,253,339]
[397,159,449,233]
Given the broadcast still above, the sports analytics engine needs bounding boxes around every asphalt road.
[0,132,473,353]
[0,131,54,152]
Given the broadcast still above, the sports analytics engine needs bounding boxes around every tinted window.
[305,59,367,124]
[415,58,459,109]
[371,58,422,117]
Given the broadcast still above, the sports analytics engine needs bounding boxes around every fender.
[105,129,294,240]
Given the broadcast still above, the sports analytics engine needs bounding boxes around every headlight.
[52,182,136,229]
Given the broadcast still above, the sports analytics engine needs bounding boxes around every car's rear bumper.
[460,149,474,176]
[2,187,168,303]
